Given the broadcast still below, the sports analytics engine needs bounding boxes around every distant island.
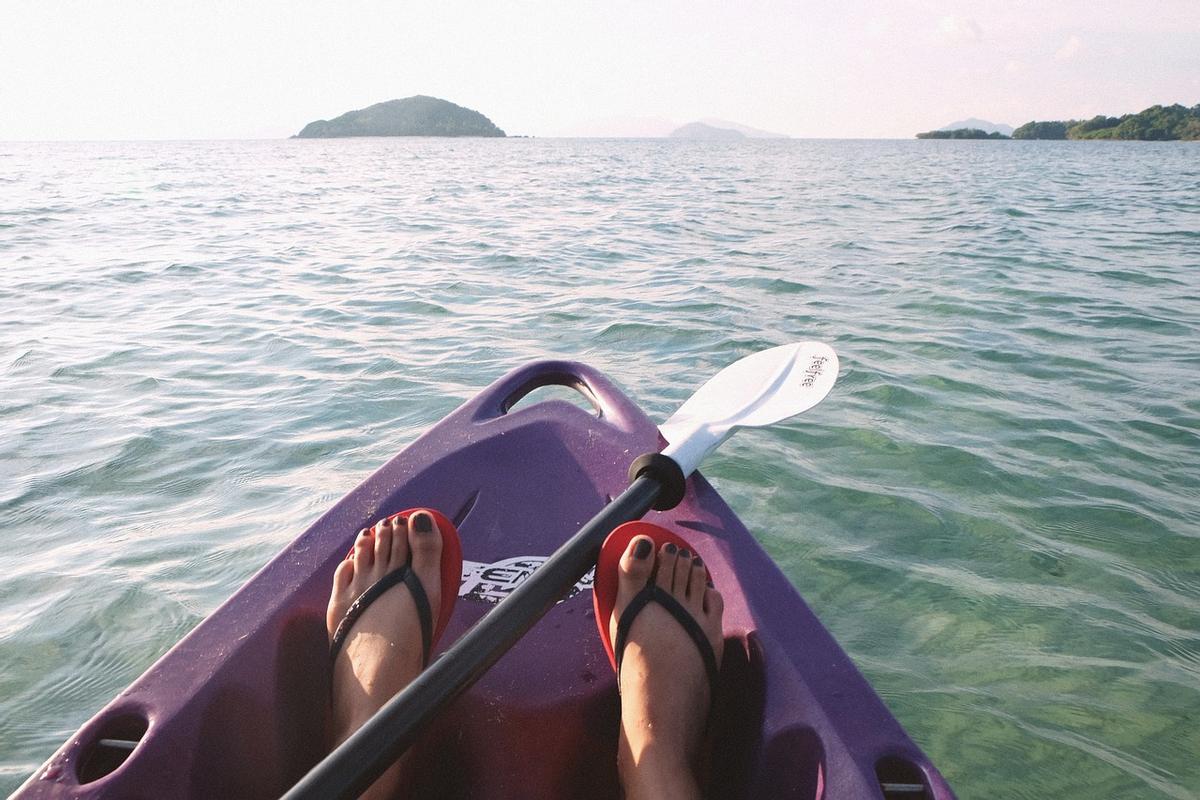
[295,96,505,138]
[916,103,1199,141]
[939,118,1014,136]
[669,119,789,140]
[917,128,1009,139]
[670,122,745,141]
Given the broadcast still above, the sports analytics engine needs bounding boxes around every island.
[669,122,746,141]
[1012,104,1199,140]
[939,118,1014,136]
[916,128,1009,139]
[295,96,505,138]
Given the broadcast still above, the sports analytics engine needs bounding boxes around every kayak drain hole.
[77,713,147,784]
[875,756,930,799]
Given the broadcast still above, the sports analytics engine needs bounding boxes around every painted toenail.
[665,543,677,554]
[413,513,433,533]
[634,539,652,559]
[693,557,703,568]
[679,549,691,559]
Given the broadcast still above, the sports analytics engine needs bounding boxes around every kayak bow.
[17,352,954,799]
[284,342,840,799]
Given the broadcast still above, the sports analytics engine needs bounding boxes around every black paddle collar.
[628,452,687,510]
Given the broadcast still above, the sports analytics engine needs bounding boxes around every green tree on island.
[916,128,1009,139]
[1012,104,1200,140]
[1011,121,1071,140]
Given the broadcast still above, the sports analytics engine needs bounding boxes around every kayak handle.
[468,359,640,432]
[500,369,600,415]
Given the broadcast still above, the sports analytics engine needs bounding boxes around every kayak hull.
[17,359,954,799]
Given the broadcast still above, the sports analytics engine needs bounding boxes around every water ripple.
[1,138,1198,798]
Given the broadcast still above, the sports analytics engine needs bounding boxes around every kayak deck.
[18,359,954,799]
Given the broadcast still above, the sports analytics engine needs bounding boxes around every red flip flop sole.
[592,520,710,672]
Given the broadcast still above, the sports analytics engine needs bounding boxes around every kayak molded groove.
[17,359,955,799]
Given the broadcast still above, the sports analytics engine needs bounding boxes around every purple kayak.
[18,359,955,799]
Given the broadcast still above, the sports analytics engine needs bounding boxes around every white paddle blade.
[659,342,838,476]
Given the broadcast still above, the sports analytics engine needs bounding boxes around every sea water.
[1,138,1197,798]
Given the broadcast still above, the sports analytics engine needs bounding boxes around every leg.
[326,511,445,800]
[610,536,725,800]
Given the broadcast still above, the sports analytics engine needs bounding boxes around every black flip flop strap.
[614,584,719,692]
[329,565,434,668]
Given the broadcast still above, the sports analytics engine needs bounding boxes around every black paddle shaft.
[281,473,663,800]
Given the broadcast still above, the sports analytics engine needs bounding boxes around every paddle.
[282,341,839,800]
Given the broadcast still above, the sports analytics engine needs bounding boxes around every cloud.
[1055,34,1083,60]
[938,15,982,44]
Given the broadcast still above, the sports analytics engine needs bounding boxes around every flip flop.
[329,507,463,669]
[592,520,720,691]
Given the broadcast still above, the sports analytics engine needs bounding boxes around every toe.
[333,557,355,595]
[673,548,693,596]
[687,556,708,609]
[352,528,374,577]
[391,513,411,570]
[374,517,395,570]
[611,535,655,646]
[407,510,444,594]
[616,535,655,600]
[703,586,724,622]
[654,542,678,591]
[326,557,358,638]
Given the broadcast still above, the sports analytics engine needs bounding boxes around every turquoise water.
[1,138,1197,798]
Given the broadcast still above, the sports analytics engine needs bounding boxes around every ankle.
[619,739,701,800]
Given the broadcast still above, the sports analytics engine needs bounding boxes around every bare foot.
[610,536,724,800]
[326,510,444,800]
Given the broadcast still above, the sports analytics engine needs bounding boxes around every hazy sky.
[2,0,1197,140]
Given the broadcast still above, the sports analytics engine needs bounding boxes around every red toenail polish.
[634,539,652,559]
[665,543,677,555]
[413,513,433,533]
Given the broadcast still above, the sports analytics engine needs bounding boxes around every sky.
[1,0,1197,140]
